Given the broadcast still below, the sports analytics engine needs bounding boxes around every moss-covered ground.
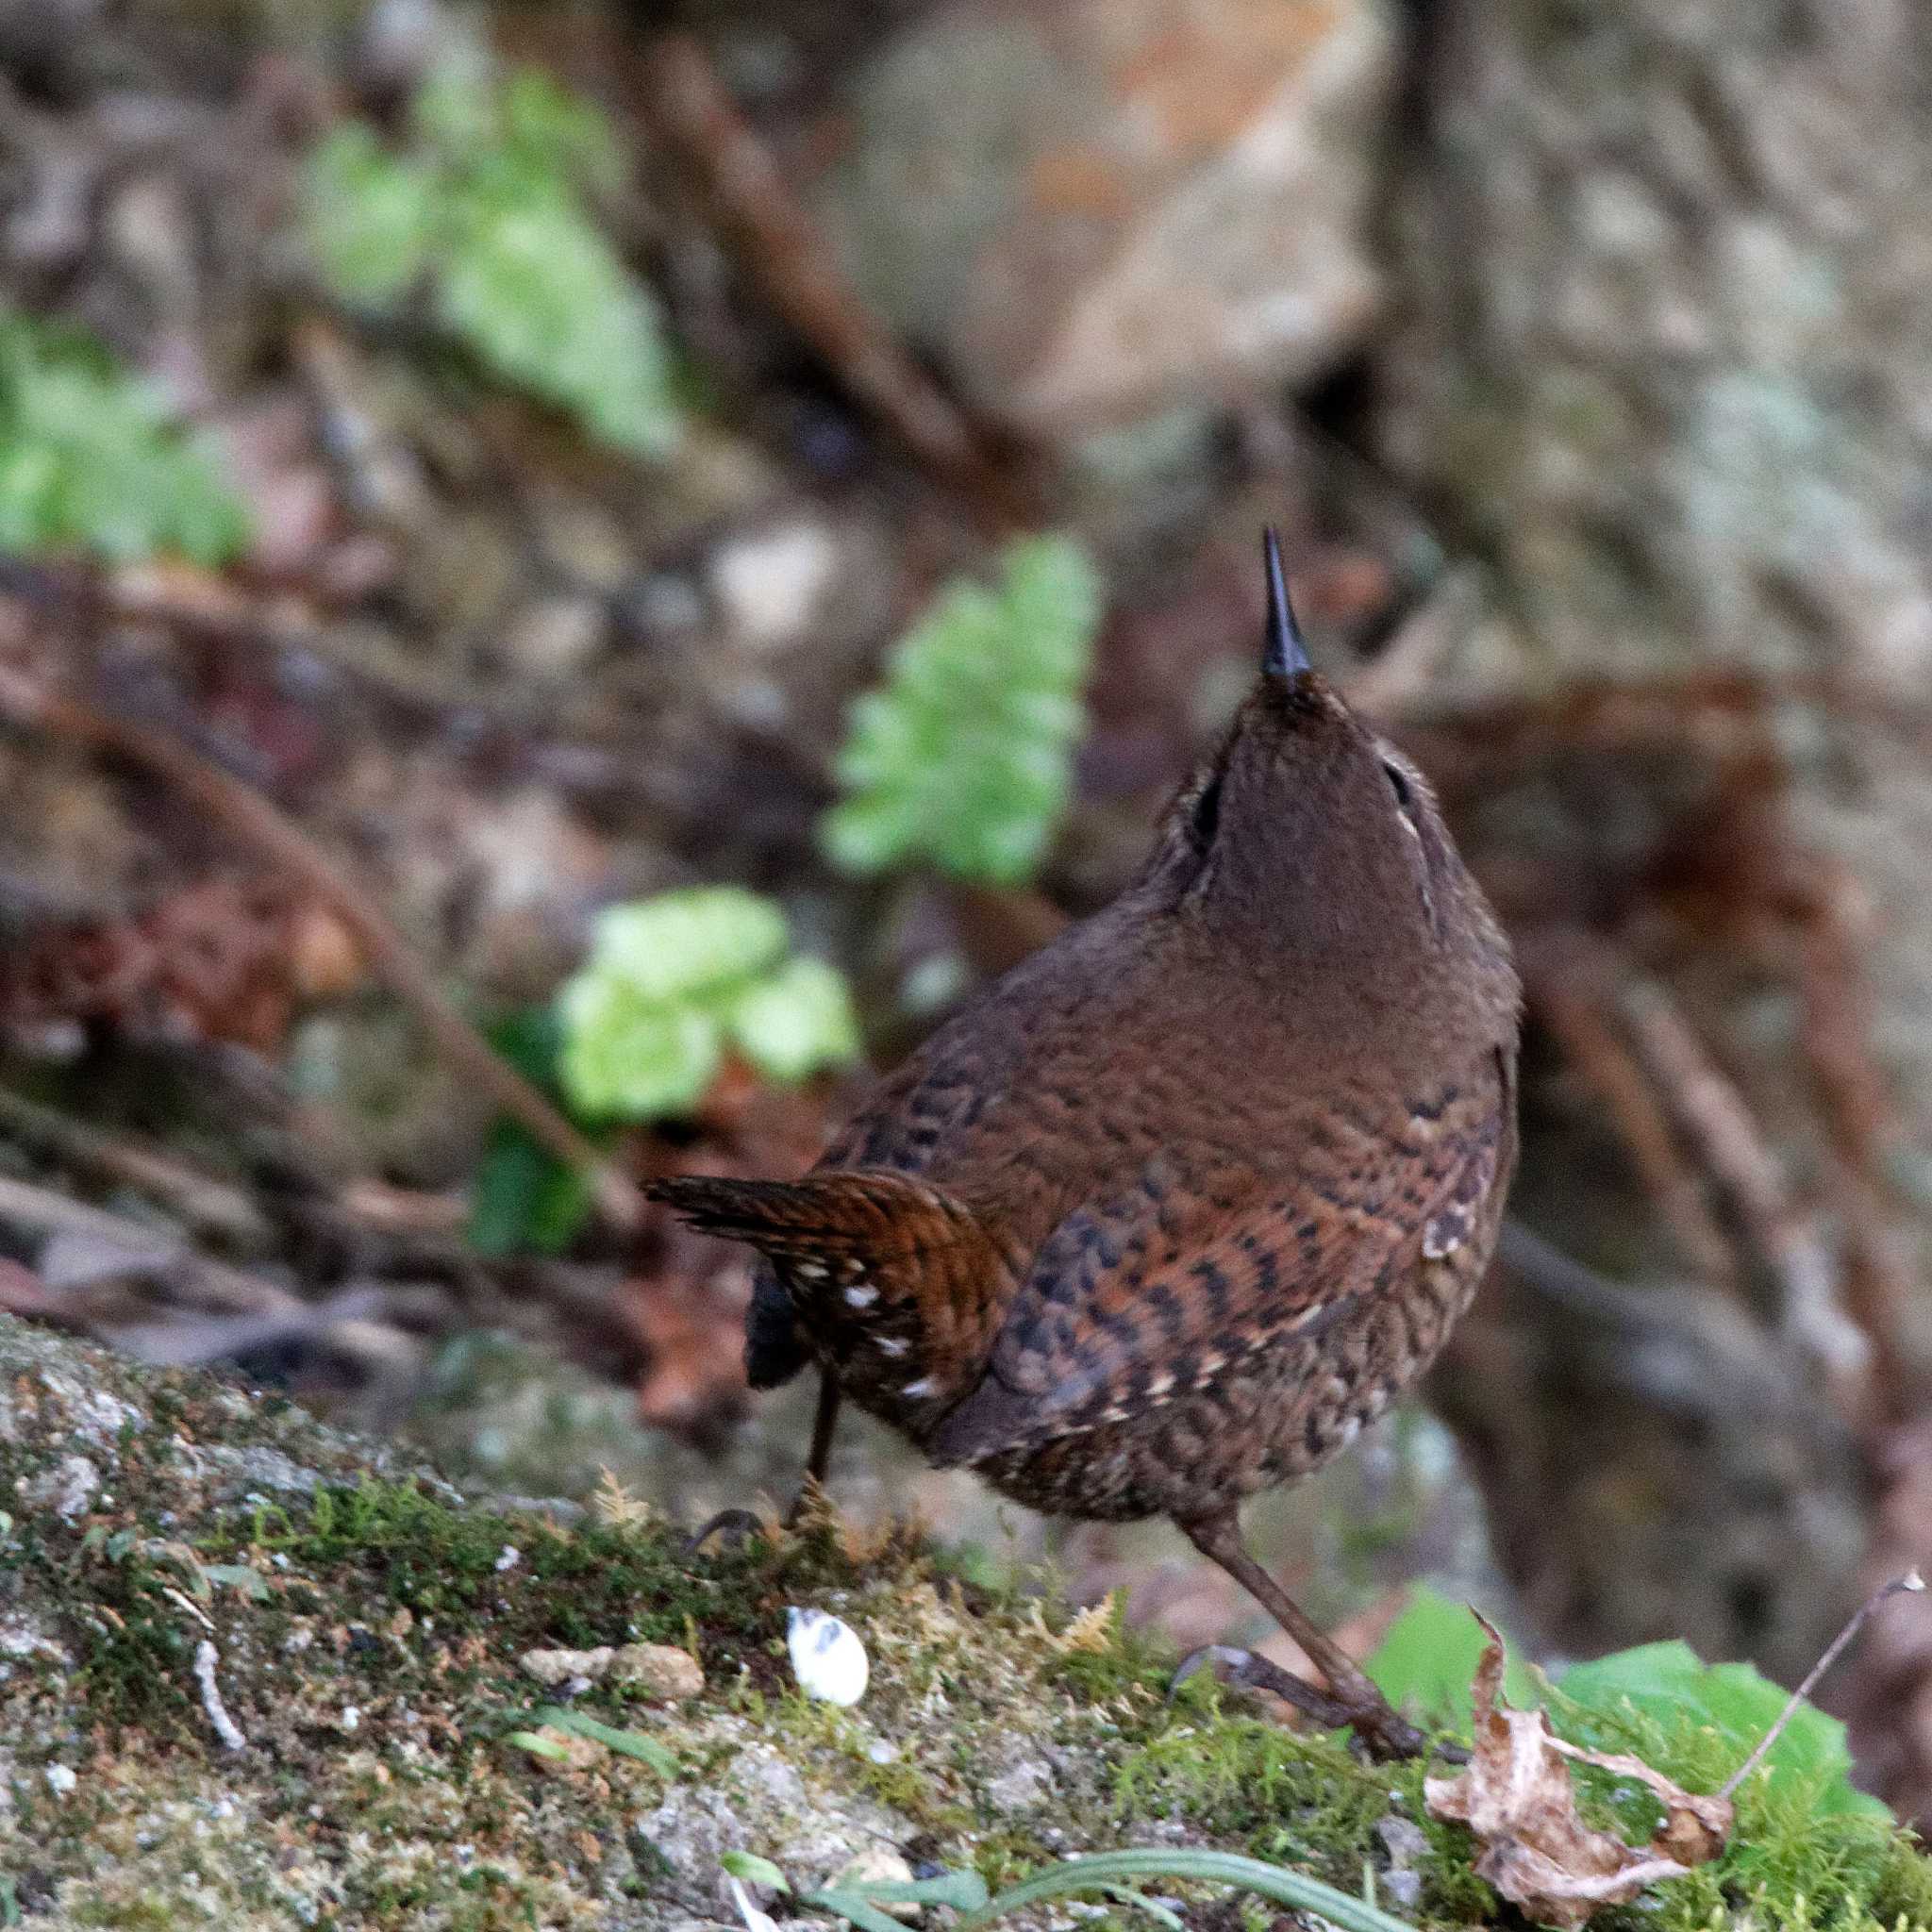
[1,1316,1927,1929]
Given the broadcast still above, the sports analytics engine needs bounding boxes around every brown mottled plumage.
[653,532,1520,1757]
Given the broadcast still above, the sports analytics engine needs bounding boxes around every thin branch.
[1520,930,1740,1290]
[0,664,642,1234]
[639,33,1028,531]
[0,1082,272,1249]
[1718,1571,1925,1802]
[0,1170,303,1317]
[1785,856,1914,1423]
[1614,971,1861,1382]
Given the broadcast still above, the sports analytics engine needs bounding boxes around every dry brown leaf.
[1424,1613,1733,1928]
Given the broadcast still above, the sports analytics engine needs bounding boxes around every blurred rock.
[1376,19,1932,1784]
[519,1644,614,1688]
[609,1641,705,1701]
[502,593,609,682]
[709,518,840,649]
[1379,0,1932,687]
[812,0,1396,438]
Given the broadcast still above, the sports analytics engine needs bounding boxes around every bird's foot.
[1171,1645,1357,1729]
[682,1508,771,1557]
[1171,1645,1460,1764]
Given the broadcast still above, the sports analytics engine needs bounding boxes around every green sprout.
[471,890,858,1256]
[303,58,679,458]
[821,534,1103,887]
[557,888,858,1122]
[0,311,249,565]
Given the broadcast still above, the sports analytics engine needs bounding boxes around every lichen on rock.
[0,1314,1508,1928]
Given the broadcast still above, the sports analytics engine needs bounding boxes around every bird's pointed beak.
[1261,527,1312,684]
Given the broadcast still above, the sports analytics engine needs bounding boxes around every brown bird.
[651,531,1521,1757]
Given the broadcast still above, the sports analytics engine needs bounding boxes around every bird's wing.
[646,1169,1018,1402]
[928,1067,1511,1467]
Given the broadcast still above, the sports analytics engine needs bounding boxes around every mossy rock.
[0,1315,1925,1929]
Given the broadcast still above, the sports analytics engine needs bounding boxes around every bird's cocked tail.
[645,1169,1014,1409]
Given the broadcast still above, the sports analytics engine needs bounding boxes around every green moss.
[1543,1680,1932,1932]
[1107,1691,1493,1928]
[6,1323,1931,1930]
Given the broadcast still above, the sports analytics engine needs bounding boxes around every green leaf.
[439,177,679,458]
[1364,1587,1535,1736]
[506,1730,574,1763]
[801,1891,911,1932]
[726,955,861,1086]
[558,974,722,1121]
[808,1872,989,1912]
[552,887,859,1124]
[468,1008,597,1255]
[302,125,440,302]
[1554,1641,1887,1818]
[304,57,681,458]
[721,1852,790,1893]
[533,1705,676,1775]
[585,889,790,1006]
[0,311,249,566]
[501,69,624,194]
[955,1849,1418,1932]
[469,1120,593,1256]
[821,534,1102,887]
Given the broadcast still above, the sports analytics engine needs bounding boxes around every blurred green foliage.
[467,1008,595,1258]
[304,58,679,458]
[821,534,1102,887]
[1555,1640,1886,1821]
[1363,1586,1534,1732]
[558,888,858,1121]
[470,889,859,1254]
[0,312,249,564]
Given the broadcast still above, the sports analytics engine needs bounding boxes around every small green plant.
[1365,1585,1535,1734]
[768,1848,1416,1932]
[558,887,858,1120]
[821,534,1102,887]
[1555,1639,1885,1820]
[0,311,248,564]
[1361,1591,1932,1930]
[304,56,679,458]
[470,889,859,1253]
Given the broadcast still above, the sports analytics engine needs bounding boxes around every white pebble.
[494,1545,521,1573]
[711,522,838,646]
[44,1765,75,1798]
[787,1607,869,1707]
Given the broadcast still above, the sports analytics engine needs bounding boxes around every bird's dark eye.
[1382,760,1414,811]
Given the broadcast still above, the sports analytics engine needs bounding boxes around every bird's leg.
[786,1374,843,1527]
[686,1374,843,1555]
[1177,1510,1434,1762]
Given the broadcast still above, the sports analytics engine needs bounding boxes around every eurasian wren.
[653,532,1521,1757]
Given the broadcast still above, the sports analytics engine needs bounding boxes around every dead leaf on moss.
[1424,1613,1733,1928]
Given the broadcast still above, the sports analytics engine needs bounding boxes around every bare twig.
[1718,1571,1926,1802]
[1786,857,1914,1423]
[1520,931,1739,1289]
[0,1171,303,1317]
[640,33,1027,530]
[1614,972,1862,1382]
[0,1084,271,1248]
[0,664,641,1234]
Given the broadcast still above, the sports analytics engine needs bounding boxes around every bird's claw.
[682,1507,769,1557]
[1169,1644,1456,1763]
